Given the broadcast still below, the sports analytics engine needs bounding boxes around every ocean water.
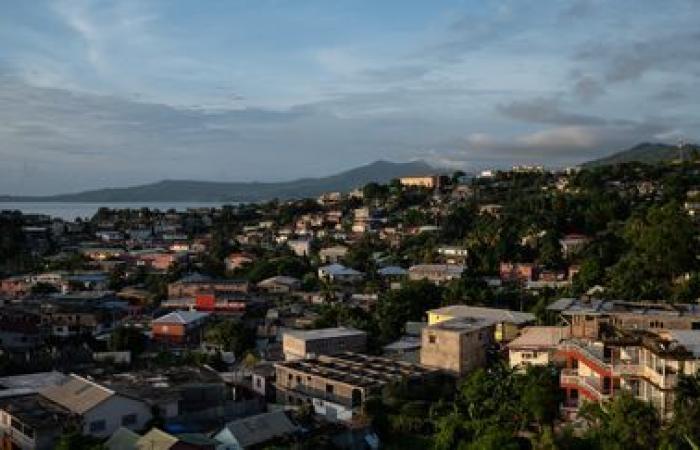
[0,202,230,221]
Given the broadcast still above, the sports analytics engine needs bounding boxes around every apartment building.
[274,353,435,422]
[558,329,700,420]
[427,304,535,343]
[420,317,495,376]
[282,327,367,361]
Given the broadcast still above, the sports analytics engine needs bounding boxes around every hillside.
[0,160,437,203]
[584,142,700,167]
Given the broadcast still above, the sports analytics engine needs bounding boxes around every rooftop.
[508,326,570,350]
[275,352,434,388]
[428,304,535,324]
[426,316,496,333]
[0,394,72,430]
[40,374,114,414]
[220,411,298,448]
[284,327,366,341]
[152,310,210,325]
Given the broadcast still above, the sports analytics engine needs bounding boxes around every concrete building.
[287,239,312,257]
[427,305,535,343]
[420,317,495,376]
[274,353,435,422]
[282,327,367,361]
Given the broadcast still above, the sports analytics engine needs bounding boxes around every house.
[0,276,32,298]
[39,374,152,438]
[275,353,435,422]
[507,326,569,370]
[500,262,537,283]
[318,264,364,283]
[420,317,494,376]
[436,246,469,264]
[427,305,535,343]
[213,411,299,450]
[287,239,312,257]
[257,276,301,294]
[282,327,367,361]
[319,245,349,264]
[152,311,210,345]
[408,264,464,284]
[559,234,591,257]
[224,252,255,272]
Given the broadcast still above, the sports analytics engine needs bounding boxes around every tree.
[579,392,661,450]
[54,431,105,450]
[109,326,146,355]
[204,319,255,357]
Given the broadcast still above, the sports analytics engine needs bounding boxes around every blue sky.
[1,0,698,194]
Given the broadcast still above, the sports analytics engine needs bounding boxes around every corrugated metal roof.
[40,374,114,414]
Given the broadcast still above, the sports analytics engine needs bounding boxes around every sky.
[1,0,699,195]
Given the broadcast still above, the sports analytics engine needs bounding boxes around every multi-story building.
[420,317,495,376]
[274,352,435,422]
[558,329,700,420]
[151,311,210,345]
[427,304,535,343]
[282,327,367,361]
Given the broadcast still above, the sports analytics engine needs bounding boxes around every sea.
[0,202,231,221]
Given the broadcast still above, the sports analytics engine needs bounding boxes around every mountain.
[0,160,438,203]
[584,142,700,167]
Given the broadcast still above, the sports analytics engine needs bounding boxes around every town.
[1,157,700,449]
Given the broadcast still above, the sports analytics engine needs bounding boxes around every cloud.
[574,31,700,83]
[572,75,605,102]
[421,118,677,170]
[497,97,608,126]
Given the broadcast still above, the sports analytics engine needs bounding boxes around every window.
[326,384,334,394]
[89,420,106,433]
[121,414,137,426]
[428,334,437,344]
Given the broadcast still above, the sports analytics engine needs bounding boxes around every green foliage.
[375,280,443,343]
[204,319,255,357]
[109,326,146,355]
[54,431,105,450]
[578,392,661,450]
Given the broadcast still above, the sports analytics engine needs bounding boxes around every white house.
[40,374,152,438]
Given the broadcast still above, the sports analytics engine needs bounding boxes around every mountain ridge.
[583,142,700,167]
[0,160,439,203]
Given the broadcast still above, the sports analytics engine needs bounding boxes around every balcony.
[560,368,610,400]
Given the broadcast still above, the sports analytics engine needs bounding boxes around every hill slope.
[0,160,436,203]
[584,142,700,167]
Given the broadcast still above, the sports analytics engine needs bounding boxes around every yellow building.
[399,176,439,189]
[427,305,535,343]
